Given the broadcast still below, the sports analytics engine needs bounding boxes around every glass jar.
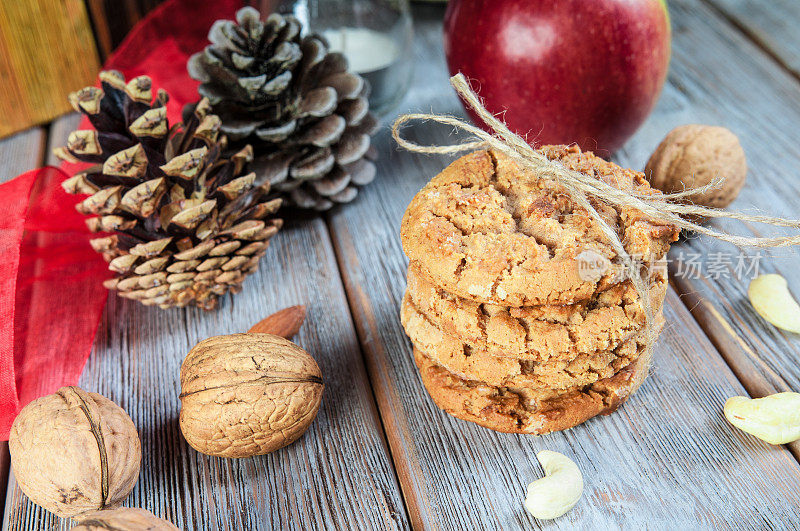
[278,0,414,115]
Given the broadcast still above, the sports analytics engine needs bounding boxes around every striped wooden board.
[0,121,48,523]
[323,5,800,527]
[709,0,800,77]
[2,115,408,530]
[0,1,100,139]
[614,0,800,462]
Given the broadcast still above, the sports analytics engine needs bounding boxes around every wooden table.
[3,2,800,529]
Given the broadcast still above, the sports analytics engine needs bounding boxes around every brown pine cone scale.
[56,71,283,310]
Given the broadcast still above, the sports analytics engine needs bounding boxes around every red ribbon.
[0,168,109,438]
[0,0,241,438]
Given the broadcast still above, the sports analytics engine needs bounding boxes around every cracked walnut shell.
[9,387,141,518]
[645,124,747,209]
[179,333,324,458]
[75,507,180,530]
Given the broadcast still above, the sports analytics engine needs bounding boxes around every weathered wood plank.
[0,129,46,184]
[326,5,800,529]
[673,279,800,461]
[0,125,47,525]
[612,0,800,461]
[0,1,100,138]
[3,114,410,530]
[705,0,800,79]
[44,114,82,167]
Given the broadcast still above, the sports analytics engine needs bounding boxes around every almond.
[248,305,307,338]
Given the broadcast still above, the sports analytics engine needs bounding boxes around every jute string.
[392,73,800,364]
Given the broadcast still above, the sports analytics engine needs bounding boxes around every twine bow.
[392,73,800,362]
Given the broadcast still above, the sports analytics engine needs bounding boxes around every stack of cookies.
[399,146,679,434]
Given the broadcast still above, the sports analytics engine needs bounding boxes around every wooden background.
[2,1,800,529]
[0,0,159,138]
[0,0,355,137]
[0,1,100,138]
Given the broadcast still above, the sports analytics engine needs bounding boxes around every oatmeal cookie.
[400,146,679,306]
[413,346,651,434]
[401,293,661,390]
[405,260,667,360]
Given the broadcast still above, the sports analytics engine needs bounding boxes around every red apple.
[443,0,671,155]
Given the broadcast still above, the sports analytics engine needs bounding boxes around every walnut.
[179,333,324,458]
[74,507,180,530]
[645,124,747,209]
[9,387,141,518]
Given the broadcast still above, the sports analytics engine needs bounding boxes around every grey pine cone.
[187,6,379,211]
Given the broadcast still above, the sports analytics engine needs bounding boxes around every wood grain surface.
[325,4,800,529]
[0,121,47,527]
[0,129,46,184]
[612,0,800,461]
[2,115,409,530]
[0,1,99,138]
[706,0,800,78]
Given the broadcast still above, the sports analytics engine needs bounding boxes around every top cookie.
[400,146,679,306]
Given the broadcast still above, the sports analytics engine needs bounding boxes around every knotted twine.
[392,73,800,371]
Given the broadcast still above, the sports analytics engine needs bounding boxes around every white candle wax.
[322,27,400,74]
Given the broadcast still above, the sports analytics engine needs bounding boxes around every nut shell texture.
[75,507,180,530]
[180,333,323,458]
[645,124,747,208]
[9,387,141,518]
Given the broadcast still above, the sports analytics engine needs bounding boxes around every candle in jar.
[320,25,411,114]
[321,27,400,74]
